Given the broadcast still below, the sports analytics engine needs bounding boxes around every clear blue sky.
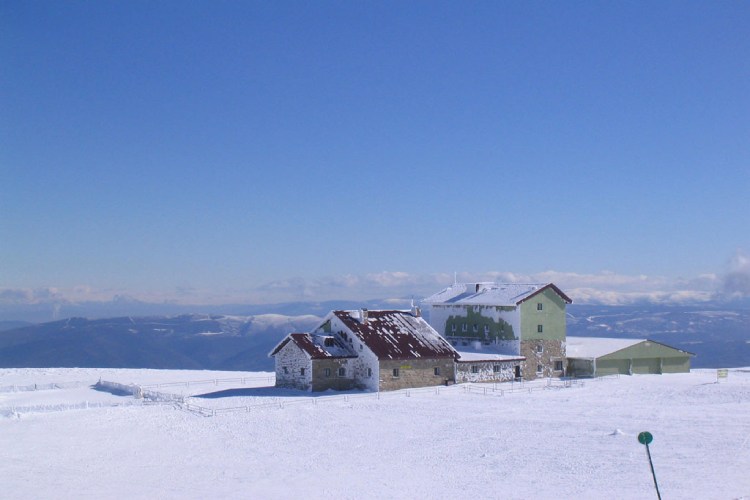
[2,1,749,304]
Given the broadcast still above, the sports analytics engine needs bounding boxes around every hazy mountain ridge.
[0,304,747,370]
[0,313,321,371]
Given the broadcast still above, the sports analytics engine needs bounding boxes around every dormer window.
[324,337,334,347]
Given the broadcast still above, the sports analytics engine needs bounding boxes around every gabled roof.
[269,333,357,359]
[566,336,695,359]
[333,310,457,360]
[422,282,572,306]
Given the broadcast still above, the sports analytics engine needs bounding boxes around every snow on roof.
[270,333,357,359]
[334,310,457,360]
[422,282,572,306]
[565,337,644,359]
[455,351,525,362]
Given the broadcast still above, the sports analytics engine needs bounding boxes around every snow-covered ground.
[2,368,749,499]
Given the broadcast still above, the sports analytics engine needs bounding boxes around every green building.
[423,282,572,380]
[566,337,694,377]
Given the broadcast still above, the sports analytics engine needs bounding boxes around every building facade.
[423,282,572,380]
[271,309,458,392]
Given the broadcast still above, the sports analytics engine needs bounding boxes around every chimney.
[410,299,421,317]
[360,308,368,323]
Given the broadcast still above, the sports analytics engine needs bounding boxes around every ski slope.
[2,368,749,499]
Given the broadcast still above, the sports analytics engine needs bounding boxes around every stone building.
[454,352,525,384]
[423,282,572,380]
[270,308,457,392]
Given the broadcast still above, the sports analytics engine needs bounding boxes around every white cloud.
[722,249,750,297]
[3,256,744,308]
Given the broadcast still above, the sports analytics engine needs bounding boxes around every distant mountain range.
[0,303,747,370]
[0,314,320,371]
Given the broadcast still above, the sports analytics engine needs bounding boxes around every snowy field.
[2,368,749,499]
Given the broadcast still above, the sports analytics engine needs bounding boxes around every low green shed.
[566,337,694,377]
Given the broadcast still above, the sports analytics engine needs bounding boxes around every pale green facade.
[519,287,567,342]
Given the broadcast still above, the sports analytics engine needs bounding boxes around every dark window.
[461,323,467,332]
[393,368,400,378]
[338,367,346,377]
[434,367,441,376]
[554,361,563,371]
[324,368,331,377]
[283,367,288,374]
[537,364,543,373]
[537,344,544,353]
[450,324,456,333]
[300,368,305,376]
[472,324,478,332]
[537,324,544,333]
[367,368,372,377]
[537,303,543,311]
[324,337,334,347]
[471,365,479,374]
[493,365,500,373]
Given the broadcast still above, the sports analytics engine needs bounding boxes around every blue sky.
[2,1,749,306]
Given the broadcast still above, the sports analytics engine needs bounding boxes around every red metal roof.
[333,310,457,361]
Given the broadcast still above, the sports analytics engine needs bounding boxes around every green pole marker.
[638,431,661,500]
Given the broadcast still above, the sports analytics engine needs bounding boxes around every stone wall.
[377,358,455,391]
[274,342,312,390]
[310,358,358,392]
[455,360,521,383]
[519,339,565,380]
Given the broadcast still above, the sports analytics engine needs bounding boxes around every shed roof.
[422,282,572,307]
[565,337,643,359]
[566,336,695,359]
[270,332,357,359]
[333,310,457,361]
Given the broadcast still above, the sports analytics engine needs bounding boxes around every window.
[283,367,288,374]
[493,365,500,373]
[537,364,543,374]
[393,368,400,378]
[367,368,372,377]
[536,344,544,354]
[483,325,489,334]
[338,367,346,377]
[324,337,334,347]
[359,344,363,351]
[471,365,479,374]
[537,303,543,311]
[537,324,544,333]
[554,361,563,371]
[300,368,305,376]
[461,323,467,332]
[472,324,478,333]
[451,324,456,333]
[434,367,441,376]
[324,368,331,377]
